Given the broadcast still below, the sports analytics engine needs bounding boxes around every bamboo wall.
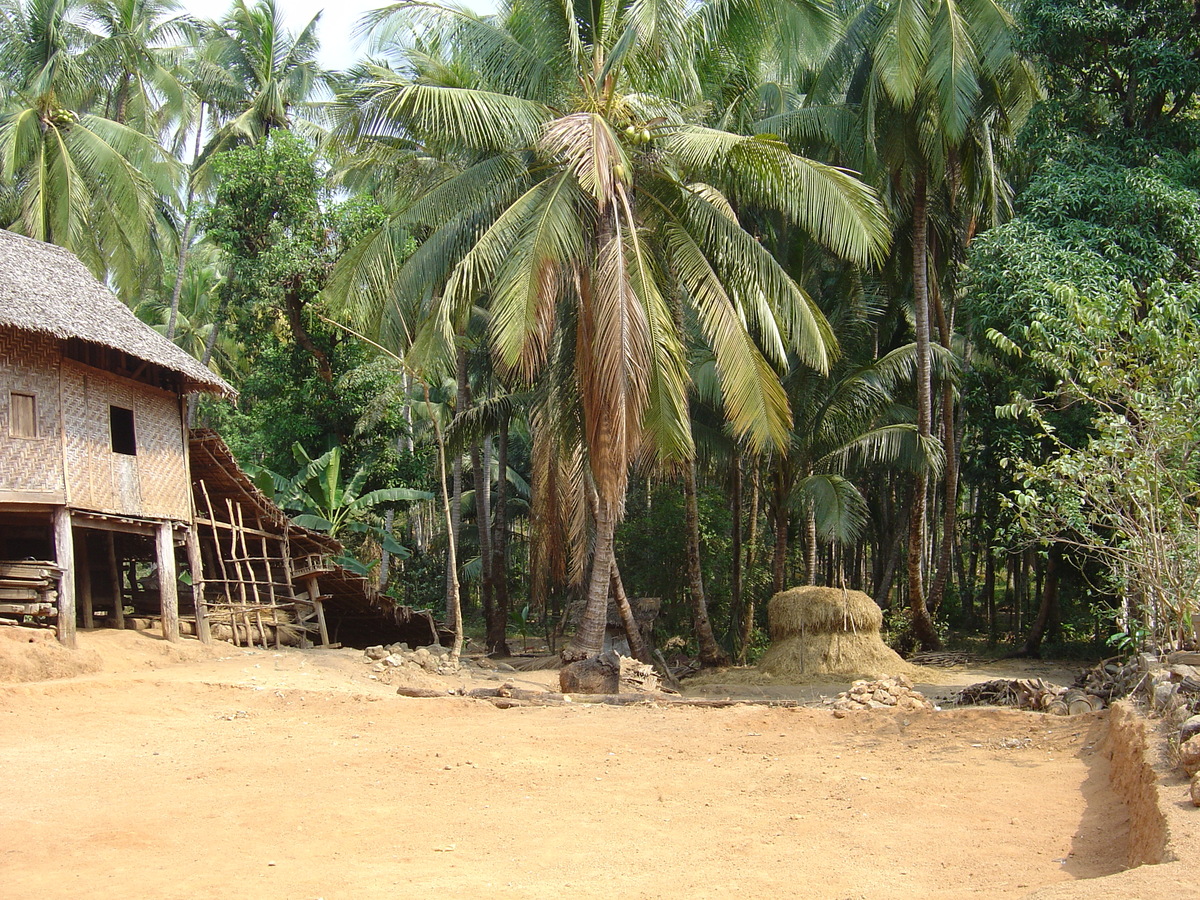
[0,326,191,521]
[60,361,191,521]
[0,327,65,501]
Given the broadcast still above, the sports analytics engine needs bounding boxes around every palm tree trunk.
[804,506,818,586]
[611,561,649,663]
[187,289,233,426]
[772,464,788,594]
[487,419,511,655]
[168,104,207,341]
[683,457,729,666]
[908,167,942,651]
[563,496,617,661]
[423,379,462,660]
[445,349,467,632]
[379,508,394,589]
[729,449,744,661]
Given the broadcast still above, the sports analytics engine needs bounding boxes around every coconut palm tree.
[0,0,180,299]
[82,0,193,132]
[199,0,327,160]
[822,0,1036,648]
[332,0,891,661]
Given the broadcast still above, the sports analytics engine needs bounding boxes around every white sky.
[178,1,497,71]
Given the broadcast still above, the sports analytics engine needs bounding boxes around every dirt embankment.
[0,630,1196,900]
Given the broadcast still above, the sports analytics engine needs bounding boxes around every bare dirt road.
[0,630,1194,900]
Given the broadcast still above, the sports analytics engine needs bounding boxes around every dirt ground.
[1,629,1196,900]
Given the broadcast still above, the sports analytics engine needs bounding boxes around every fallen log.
[395,686,455,699]
[398,681,810,709]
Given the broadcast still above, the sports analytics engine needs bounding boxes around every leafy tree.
[1020,0,1200,132]
[999,283,1200,651]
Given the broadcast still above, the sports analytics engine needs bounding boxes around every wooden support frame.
[185,527,210,644]
[156,521,180,642]
[52,507,75,648]
[77,531,94,630]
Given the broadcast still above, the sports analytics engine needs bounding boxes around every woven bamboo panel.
[61,362,190,521]
[0,326,66,495]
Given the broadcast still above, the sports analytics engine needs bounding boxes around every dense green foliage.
[4,0,1200,658]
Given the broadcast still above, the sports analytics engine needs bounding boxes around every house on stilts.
[0,229,232,647]
[0,230,438,650]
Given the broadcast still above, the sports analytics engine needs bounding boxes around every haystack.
[758,586,917,678]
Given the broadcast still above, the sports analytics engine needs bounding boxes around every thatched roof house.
[0,230,231,647]
[0,231,429,651]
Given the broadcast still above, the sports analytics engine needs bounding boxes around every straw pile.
[758,587,917,678]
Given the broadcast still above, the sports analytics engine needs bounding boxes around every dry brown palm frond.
[580,221,652,506]
[541,111,629,213]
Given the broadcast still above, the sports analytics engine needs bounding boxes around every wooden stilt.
[314,599,330,648]
[52,507,76,649]
[156,522,180,642]
[78,532,94,630]
[185,528,210,644]
[106,532,125,630]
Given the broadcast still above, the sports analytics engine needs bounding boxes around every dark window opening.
[110,405,137,455]
[10,392,36,437]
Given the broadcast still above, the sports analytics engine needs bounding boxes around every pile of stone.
[1123,649,1200,806]
[825,675,934,712]
[1146,651,1200,720]
[1179,714,1200,807]
[362,643,516,680]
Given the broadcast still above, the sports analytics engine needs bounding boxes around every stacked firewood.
[953,678,1106,715]
[1073,657,1144,702]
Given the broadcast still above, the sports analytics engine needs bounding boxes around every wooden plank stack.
[0,560,63,618]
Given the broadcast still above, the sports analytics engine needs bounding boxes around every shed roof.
[0,229,233,396]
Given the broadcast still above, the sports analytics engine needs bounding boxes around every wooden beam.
[52,507,76,649]
[156,521,180,642]
[185,527,210,644]
[70,513,157,537]
[193,516,278,540]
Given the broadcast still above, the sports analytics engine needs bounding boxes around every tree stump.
[560,651,620,694]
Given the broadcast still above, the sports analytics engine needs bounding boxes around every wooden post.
[53,507,76,649]
[304,575,330,647]
[185,528,210,644]
[314,600,330,648]
[106,532,125,630]
[156,522,180,642]
[77,532,94,630]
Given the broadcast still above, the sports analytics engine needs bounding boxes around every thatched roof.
[768,586,885,639]
[0,229,232,396]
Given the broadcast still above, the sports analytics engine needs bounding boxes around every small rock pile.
[1181,714,1200,807]
[1122,649,1200,806]
[362,643,517,680]
[825,676,934,712]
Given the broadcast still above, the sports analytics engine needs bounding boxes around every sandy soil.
[0,629,1195,900]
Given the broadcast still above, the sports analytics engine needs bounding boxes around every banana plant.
[254,443,432,566]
